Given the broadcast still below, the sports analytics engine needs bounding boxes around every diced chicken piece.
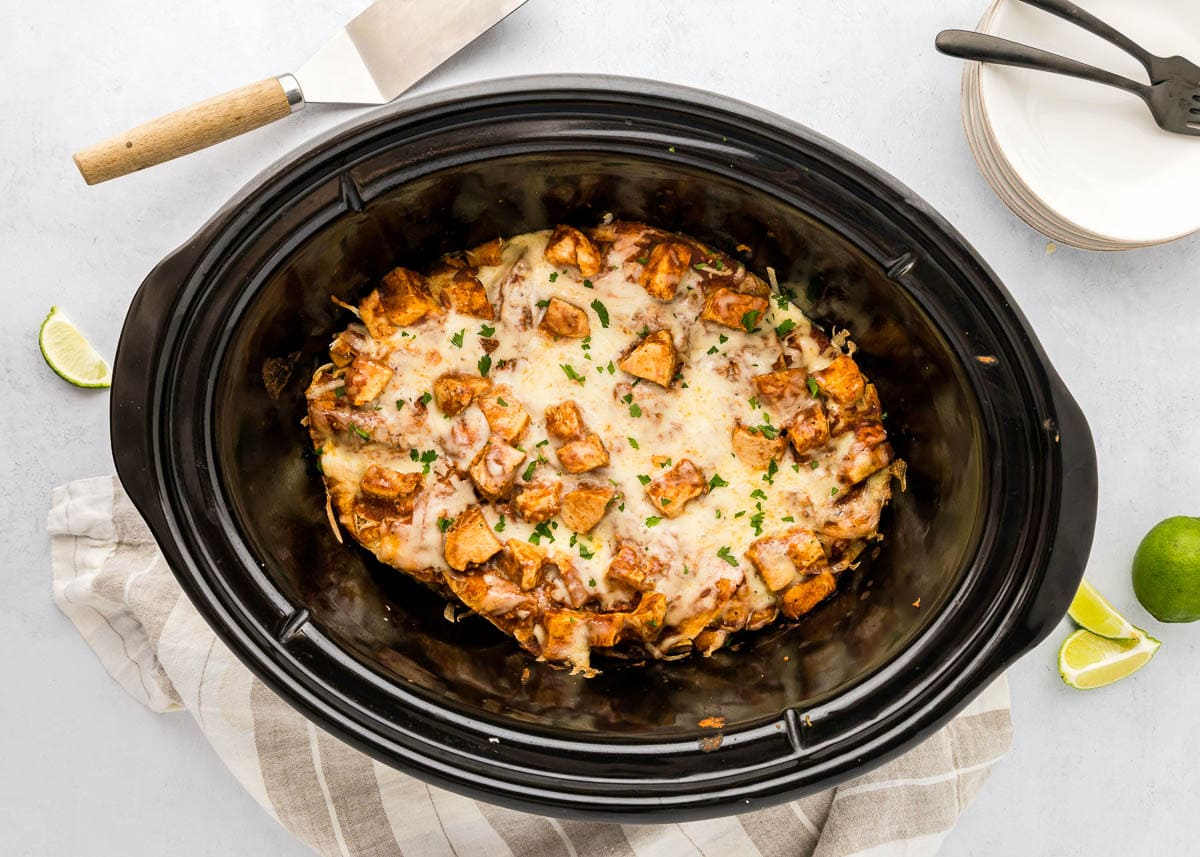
[540,610,591,671]
[812,354,867,405]
[343,356,393,406]
[432,372,492,415]
[358,290,396,339]
[786,404,831,456]
[618,330,678,387]
[513,481,562,523]
[644,459,707,518]
[638,242,693,300]
[826,383,882,435]
[378,267,442,326]
[625,591,668,641]
[476,385,530,443]
[443,571,532,618]
[433,270,494,319]
[699,287,769,330]
[693,629,728,656]
[838,423,892,484]
[781,571,837,619]
[746,605,779,632]
[443,505,503,571]
[607,542,649,590]
[556,433,609,474]
[544,225,603,278]
[466,238,505,267]
[746,527,829,591]
[359,465,422,501]
[329,327,370,367]
[468,437,527,500]
[560,485,614,533]
[545,400,585,440]
[731,423,786,471]
[586,612,624,648]
[538,297,591,338]
[752,369,809,414]
[820,470,892,540]
[674,578,737,640]
[496,538,546,590]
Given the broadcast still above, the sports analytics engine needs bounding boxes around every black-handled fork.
[936,29,1200,137]
[1018,0,1200,84]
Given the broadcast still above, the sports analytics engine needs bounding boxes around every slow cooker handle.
[999,379,1098,663]
[109,248,198,537]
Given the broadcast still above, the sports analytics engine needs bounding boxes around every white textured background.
[2,1,1198,855]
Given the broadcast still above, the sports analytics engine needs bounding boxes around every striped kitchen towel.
[49,476,1012,857]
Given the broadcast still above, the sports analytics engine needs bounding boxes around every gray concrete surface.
[2,1,1197,854]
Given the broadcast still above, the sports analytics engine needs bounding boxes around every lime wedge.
[1058,628,1160,690]
[39,307,111,388]
[1068,578,1139,640]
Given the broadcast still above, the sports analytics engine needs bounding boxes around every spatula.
[72,0,528,185]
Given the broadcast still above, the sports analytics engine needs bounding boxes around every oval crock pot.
[110,75,1097,820]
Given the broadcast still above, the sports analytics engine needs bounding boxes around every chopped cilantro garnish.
[717,546,740,567]
[658,458,672,468]
[775,319,797,338]
[628,437,640,449]
[418,449,438,474]
[549,271,558,282]
[535,439,549,448]
[756,423,779,440]
[831,486,840,496]
[706,345,719,355]
[349,424,370,440]
[645,516,662,527]
[708,474,728,489]
[749,396,760,410]
[532,522,555,543]
[588,577,597,586]
[637,474,651,485]
[719,334,729,344]
[450,329,465,348]
[606,361,616,374]
[750,488,767,500]
[522,460,538,481]
[334,386,346,397]
[807,377,820,397]
[494,515,506,533]
[590,299,610,328]
[479,323,496,336]
[478,354,492,377]
[629,403,643,418]
[536,299,550,308]
[583,279,594,289]
[811,460,820,470]
[734,510,746,518]
[764,458,779,484]
[750,510,765,536]
[637,255,649,265]
[395,399,404,411]
[496,397,508,407]
[560,363,585,384]
[637,324,650,338]
[437,516,453,532]
[419,391,432,407]
[741,309,761,332]
[781,515,795,523]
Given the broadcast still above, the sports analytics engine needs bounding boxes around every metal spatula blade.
[297,0,528,105]
[72,0,529,184]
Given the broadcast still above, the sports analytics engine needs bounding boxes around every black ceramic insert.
[110,76,1096,820]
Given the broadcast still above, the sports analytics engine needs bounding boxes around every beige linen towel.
[49,476,1012,857]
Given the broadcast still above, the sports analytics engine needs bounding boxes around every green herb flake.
[734,510,746,519]
[590,299,610,328]
[717,546,740,567]
[637,474,652,485]
[494,515,506,533]
[334,386,346,397]
[719,334,729,344]
[549,271,559,282]
[750,488,768,500]
[628,437,640,449]
[349,424,370,441]
[536,299,550,309]
[756,423,779,440]
[831,486,840,496]
[775,319,797,338]
[395,399,405,411]
[536,439,549,448]
[637,324,650,338]
[658,458,672,468]
[741,309,761,332]
[450,329,465,348]
[560,363,585,384]
[629,403,643,418]
[708,474,728,490]
[478,354,492,377]
[588,577,597,587]
[479,323,496,337]
[807,377,820,397]
[419,449,438,474]
[749,396,760,410]
[645,516,662,528]
[583,279,594,289]
[522,460,538,481]
[606,361,616,375]
[706,345,719,355]
[419,391,433,407]
[811,460,820,470]
[781,515,795,523]
[750,510,765,536]
[764,458,779,485]
[636,256,649,265]
[437,516,454,532]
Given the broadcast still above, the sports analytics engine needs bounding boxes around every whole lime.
[1132,516,1200,623]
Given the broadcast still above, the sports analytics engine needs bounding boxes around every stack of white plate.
[961,0,1200,250]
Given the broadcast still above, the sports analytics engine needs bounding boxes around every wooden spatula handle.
[72,75,303,185]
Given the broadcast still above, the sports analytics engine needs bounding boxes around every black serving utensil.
[936,29,1200,137]
[1018,0,1200,85]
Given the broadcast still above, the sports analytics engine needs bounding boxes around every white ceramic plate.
[978,0,1200,246]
